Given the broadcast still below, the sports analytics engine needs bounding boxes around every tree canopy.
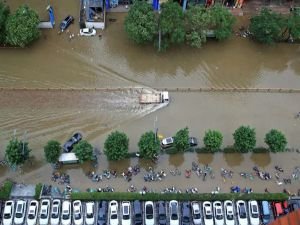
[5,138,31,167]
[287,11,300,41]
[160,1,185,50]
[233,126,256,152]
[5,5,40,47]
[104,131,129,160]
[0,1,10,43]
[249,8,285,44]
[138,131,160,159]
[265,129,287,152]
[203,129,223,152]
[44,140,61,164]
[174,127,189,152]
[74,140,94,163]
[125,1,158,44]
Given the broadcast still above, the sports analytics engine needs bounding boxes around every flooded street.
[0,0,299,193]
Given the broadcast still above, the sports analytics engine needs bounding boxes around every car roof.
[274,203,283,215]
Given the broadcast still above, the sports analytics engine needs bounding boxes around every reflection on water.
[168,153,185,168]
[223,153,244,167]
[250,153,271,168]
[197,153,214,165]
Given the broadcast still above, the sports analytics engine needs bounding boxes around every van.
[261,201,270,224]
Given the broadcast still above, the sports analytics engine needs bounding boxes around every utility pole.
[22,130,27,156]
[158,10,161,52]
[154,116,158,142]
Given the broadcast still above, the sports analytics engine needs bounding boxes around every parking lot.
[1,197,300,225]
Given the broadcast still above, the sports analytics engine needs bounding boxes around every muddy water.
[0,1,300,193]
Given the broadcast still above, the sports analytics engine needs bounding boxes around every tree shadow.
[250,152,271,168]
[197,153,214,165]
[223,153,244,167]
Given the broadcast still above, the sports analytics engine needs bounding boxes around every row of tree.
[4,126,287,167]
[0,2,40,47]
[124,1,236,50]
[249,8,300,44]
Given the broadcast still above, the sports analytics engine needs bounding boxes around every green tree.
[159,1,185,50]
[44,140,61,164]
[265,129,287,152]
[138,131,160,159]
[5,138,31,167]
[233,126,256,153]
[125,1,158,44]
[209,4,236,41]
[0,1,10,43]
[203,130,223,152]
[174,127,189,152]
[286,11,300,41]
[104,131,129,160]
[5,5,40,47]
[249,8,285,44]
[185,6,209,48]
[74,140,94,163]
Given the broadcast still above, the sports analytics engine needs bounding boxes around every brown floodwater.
[0,1,299,193]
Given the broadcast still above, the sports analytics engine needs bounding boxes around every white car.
[61,201,72,225]
[2,200,14,225]
[14,199,26,225]
[39,199,50,225]
[26,200,39,225]
[213,201,224,225]
[145,201,154,225]
[80,28,96,36]
[121,201,131,225]
[169,200,179,225]
[202,201,213,225]
[248,200,260,225]
[85,202,95,225]
[73,200,83,225]
[236,200,248,225]
[224,200,235,225]
[50,199,61,225]
[191,201,202,225]
[109,200,119,225]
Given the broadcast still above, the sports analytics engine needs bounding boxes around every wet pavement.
[0,1,299,193]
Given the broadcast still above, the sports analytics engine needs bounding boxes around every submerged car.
[80,28,96,36]
[63,132,82,152]
[60,15,74,32]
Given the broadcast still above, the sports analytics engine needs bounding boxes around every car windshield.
[16,212,23,218]
[263,215,271,219]
[183,216,190,222]
[226,214,234,220]
[193,213,200,219]
[252,212,259,218]
[171,214,178,220]
[63,214,69,220]
[87,212,93,218]
[123,214,130,220]
[216,214,223,220]
[41,213,48,219]
[111,214,118,219]
[4,213,11,219]
[135,213,142,220]
[28,214,35,219]
[52,212,58,219]
[75,213,81,220]
[159,214,166,220]
[205,214,212,219]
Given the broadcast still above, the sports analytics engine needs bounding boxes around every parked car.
[181,202,191,225]
[109,200,119,225]
[85,202,95,225]
[161,137,198,149]
[50,199,61,225]
[272,201,284,219]
[260,201,271,225]
[26,200,39,225]
[121,201,131,225]
[39,199,50,225]
[145,201,155,225]
[213,201,224,225]
[14,199,26,225]
[169,200,179,225]
[73,200,83,225]
[191,201,202,225]
[2,200,14,225]
[133,200,143,225]
[63,132,82,152]
[189,137,198,147]
[248,200,260,225]
[80,28,96,36]
[157,201,167,225]
[97,201,108,225]
[61,201,72,225]
[0,201,3,224]
[236,200,248,225]
[288,198,300,211]
[224,200,235,225]
[60,15,74,32]
[203,201,213,225]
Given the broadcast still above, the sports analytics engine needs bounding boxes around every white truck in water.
[139,91,169,104]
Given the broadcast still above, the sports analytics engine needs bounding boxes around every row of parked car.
[1,198,299,225]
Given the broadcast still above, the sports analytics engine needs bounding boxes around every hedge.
[0,180,14,200]
[71,192,288,201]
[35,183,43,200]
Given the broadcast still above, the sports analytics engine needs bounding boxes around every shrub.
[265,129,287,152]
[203,130,223,152]
[138,131,160,159]
[233,126,256,153]
[44,140,61,164]
[104,131,129,161]
[174,127,189,152]
[0,180,13,200]
[74,140,94,163]
[223,146,238,153]
[35,183,42,200]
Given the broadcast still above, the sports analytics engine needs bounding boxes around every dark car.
[181,202,191,225]
[189,137,198,147]
[60,15,74,32]
[133,200,143,225]
[289,198,300,211]
[157,201,167,225]
[63,132,82,152]
[97,201,108,225]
